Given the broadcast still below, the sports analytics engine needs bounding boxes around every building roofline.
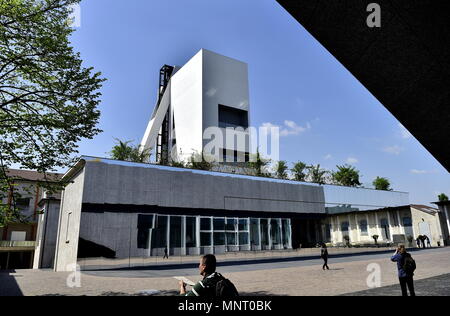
[433,200,450,206]
[70,155,409,194]
[327,205,411,216]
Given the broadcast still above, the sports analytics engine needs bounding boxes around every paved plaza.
[1,247,449,296]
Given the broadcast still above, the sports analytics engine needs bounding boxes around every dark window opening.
[222,149,249,163]
[137,214,154,249]
[218,104,248,129]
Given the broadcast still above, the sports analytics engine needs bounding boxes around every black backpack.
[215,273,239,297]
[403,255,416,275]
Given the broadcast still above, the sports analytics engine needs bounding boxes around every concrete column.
[397,210,405,235]
[195,216,200,249]
[347,214,353,243]
[288,219,293,249]
[366,213,370,237]
[268,218,272,250]
[257,218,261,250]
[335,216,341,243]
[386,211,393,241]
[279,219,283,249]
[181,216,186,256]
[374,212,382,241]
[167,216,170,253]
[355,213,361,243]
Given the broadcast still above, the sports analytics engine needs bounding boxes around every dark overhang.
[277,0,450,171]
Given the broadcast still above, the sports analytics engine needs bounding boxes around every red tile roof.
[6,169,63,182]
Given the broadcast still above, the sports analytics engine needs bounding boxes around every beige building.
[325,205,444,247]
[0,170,61,270]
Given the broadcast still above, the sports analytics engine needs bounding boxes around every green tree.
[373,176,392,191]
[307,164,329,185]
[109,139,151,163]
[291,161,307,181]
[332,165,362,187]
[438,193,449,202]
[247,150,271,177]
[1,0,105,226]
[189,151,213,171]
[274,160,288,179]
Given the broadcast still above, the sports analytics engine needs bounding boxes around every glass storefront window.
[137,214,154,249]
[226,232,237,245]
[239,218,249,231]
[260,219,269,246]
[214,232,225,245]
[200,232,212,246]
[214,218,225,231]
[200,218,211,231]
[186,216,196,247]
[226,218,237,231]
[250,218,260,246]
[270,219,281,245]
[170,216,182,248]
[151,215,167,248]
[239,232,249,245]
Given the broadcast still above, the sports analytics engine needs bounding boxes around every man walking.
[321,243,330,270]
[391,245,416,296]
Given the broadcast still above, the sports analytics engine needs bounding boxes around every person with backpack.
[425,235,432,248]
[179,254,239,297]
[391,245,416,296]
[320,243,330,270]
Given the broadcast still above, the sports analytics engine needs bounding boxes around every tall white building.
[141,49,251,164]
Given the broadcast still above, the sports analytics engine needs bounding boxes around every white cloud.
[411,169,427,174]
[280,120,311,136]
[346,157,358,164]
[261,122,279,129]
[262,120,311,137]
[398,123,412,139]
[410,169,439,175]
[383,145,404,155]
[324,154,333,160]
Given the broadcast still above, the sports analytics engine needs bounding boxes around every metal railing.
[0,241,36,248]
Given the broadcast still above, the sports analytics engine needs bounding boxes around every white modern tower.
[141,49,251,164]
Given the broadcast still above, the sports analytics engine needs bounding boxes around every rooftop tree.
[1,0,105,226]
[274,160,288,179]
[109,139,151,163]
[307,164,329,185]
[373,176,392,191]
[332,165,362,187]
[247,150,271,177]
[291,161,307,182]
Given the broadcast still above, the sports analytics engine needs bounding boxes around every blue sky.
[69,0,449,206]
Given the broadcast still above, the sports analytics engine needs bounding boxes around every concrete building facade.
[49,156,412,271]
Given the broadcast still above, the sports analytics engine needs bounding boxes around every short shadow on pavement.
[0,270,24,296]
[342,273,450,296]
